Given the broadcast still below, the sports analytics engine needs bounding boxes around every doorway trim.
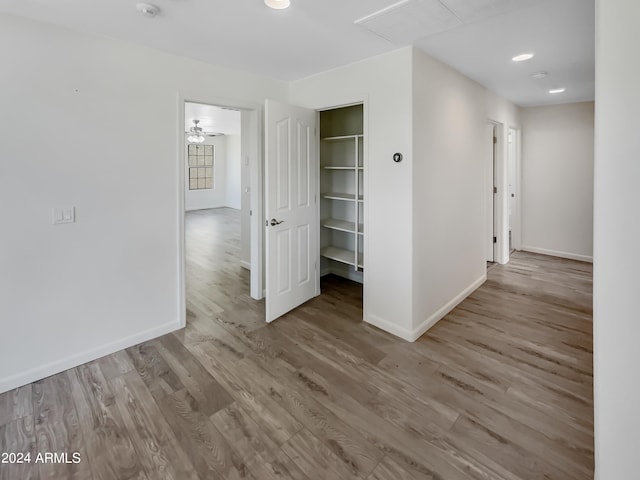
[177,94,264,327]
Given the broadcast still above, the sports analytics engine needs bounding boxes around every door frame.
[177,94,264,328]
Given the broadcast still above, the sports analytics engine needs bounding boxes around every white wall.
[0,14,287,393]
[290,47,415,339]
[521,102,594,261]
[411,48,520,337]
[593,0,640,477]
[185,135,228,211]
[225,134,242,209]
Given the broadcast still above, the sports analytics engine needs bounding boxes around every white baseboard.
[365,313,415,342]
[240,260,251,270]
[366,274,487,343]
[520,245,593,263]
[410,273,487,342]
[0,320,182,394]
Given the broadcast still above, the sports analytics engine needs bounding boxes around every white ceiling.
[185,103,241,136]
[415,0,595,106]
[0,0,594,106]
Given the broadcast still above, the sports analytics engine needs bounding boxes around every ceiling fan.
[186,119,224,143]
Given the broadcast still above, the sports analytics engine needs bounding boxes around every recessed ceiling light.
[265,0,290,9]
[549,88,566,94]
[512,53,535,62]
[530,71,548,80]
[136,3,160,17]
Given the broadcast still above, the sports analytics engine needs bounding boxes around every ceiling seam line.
[437,0,464,24]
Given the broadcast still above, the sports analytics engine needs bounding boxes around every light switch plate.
[52,207,75,225]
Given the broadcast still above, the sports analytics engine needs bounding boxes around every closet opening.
[318,103,365,312]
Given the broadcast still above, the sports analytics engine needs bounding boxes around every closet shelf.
[322,166,364,170]
[322,192,364,202]
[321,218,364,234]
[321,134,364,141]
[321,246,363,268]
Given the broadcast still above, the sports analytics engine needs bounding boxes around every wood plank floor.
[0,208,594,479]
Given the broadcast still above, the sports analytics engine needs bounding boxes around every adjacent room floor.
[0,208,594,480]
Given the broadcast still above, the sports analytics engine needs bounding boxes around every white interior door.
[265,99,319,323]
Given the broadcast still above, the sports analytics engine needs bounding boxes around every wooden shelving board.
[321,246,363,268]
[321,218,355,233]
[322,192,364,202]
[321,218,364,235]
[320,134,364,141]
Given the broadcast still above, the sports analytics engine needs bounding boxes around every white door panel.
[265,99,318,322]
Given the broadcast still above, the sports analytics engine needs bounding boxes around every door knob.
[270,218,284,226]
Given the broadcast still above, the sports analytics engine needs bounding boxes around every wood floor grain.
[0,208,594,479]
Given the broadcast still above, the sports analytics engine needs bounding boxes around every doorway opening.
[318,104,365,316]
[485,122,497,266]
[178,97,264,329]
[183,102,248,315]
[318,104,365,284]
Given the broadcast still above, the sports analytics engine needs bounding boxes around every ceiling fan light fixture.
[187,120,205,143]
[265,0,290,10]
[187,134,205,143]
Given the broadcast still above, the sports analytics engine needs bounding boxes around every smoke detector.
[136,3,160,18]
